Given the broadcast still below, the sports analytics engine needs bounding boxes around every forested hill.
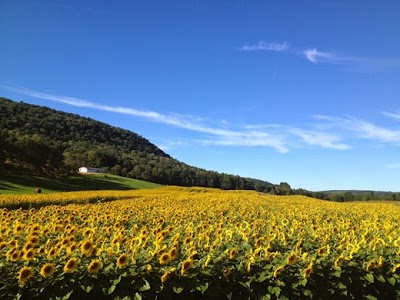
[0,97,276,192]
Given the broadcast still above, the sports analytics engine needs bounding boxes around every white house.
[79,167,105,174]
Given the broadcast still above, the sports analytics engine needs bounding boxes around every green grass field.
[0,173,162,194]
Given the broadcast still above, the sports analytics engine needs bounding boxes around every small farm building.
[78,167,105,173]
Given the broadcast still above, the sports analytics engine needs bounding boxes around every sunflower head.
[28,235,40,245]
[40,263,55,278]
[68,243,78,255]
[47,247,58,258]
[8,248,20,262]
[169,247,178,259]
[303,265,313,278]
[180,260,192,275]
[0,242,8,250]
[223,268,231,277]
[161,268,176,283]
[286,252,297,265]
[159,253,170,265]
[229,248,237,260]
[392,263,400,274]
[87,259,103,275]
[273,265,285,278]
[116,253,129,268]
[81,240,94,256]
[64,258,79,273]
[24,249,35,261]
[317,247,327,256]
[18,266,34,286]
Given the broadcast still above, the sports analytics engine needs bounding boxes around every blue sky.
[1,0,400,191]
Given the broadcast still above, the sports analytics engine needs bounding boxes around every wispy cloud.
[315,115,400,144]
[240,40,400,70]
[290,128,351,150]
[5,85,400,153]
[382,112,400,121]
[238,41,289,52]
[303,49,338,64]
[4,85,290,153]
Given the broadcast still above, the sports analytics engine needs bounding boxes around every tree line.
[1,98,398,201]
[0,98,275,191]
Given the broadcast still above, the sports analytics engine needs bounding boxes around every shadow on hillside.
[0,174,136,193]
[0,182,19,191]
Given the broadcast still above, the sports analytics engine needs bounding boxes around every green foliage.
[0,98,273,192]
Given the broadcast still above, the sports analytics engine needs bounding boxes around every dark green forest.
[1,97,398,201]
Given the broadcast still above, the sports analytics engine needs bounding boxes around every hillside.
[0,173,161,195]
[0,97,275,192]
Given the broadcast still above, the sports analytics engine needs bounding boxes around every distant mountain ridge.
[0,97,277,192]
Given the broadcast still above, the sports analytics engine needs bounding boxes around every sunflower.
[0,241,8,250]
[273,265,285,278]
[30,224,41,232]
[366,259,379,272]
[229,248,237,260]
[161,267,176,283]
[80,240,94,256]
[116,253,129,268]
[303,265,313,278]
[223,268,231,277]
[317,247,327,257]
[7,248,20,262]
[180,260,192,275]
[40,263,55,278]
[169,247,178,260]
[64,258,79,273]
[23,249,35,261]
[83,228,92,238]
[392,263,400,274]
[68,243,78,255]
[87,259,103,274]
[24,242,34,250]
[18,266,34,286]
[13,224,24,235]
[184,237,192,245]
[47,247,58,258]
[27,235,40,246]
[334,257,342,269]
[159,253,170,265]
[286,252,297,265]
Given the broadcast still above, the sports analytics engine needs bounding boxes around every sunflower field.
[1,186,399,299]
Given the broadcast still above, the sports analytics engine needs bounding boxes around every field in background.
[0,187,399,299]
[0,173,162,195]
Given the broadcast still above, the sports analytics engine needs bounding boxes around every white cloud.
[303,48,343,64]
[7,85,400,153]
[290,128,351,150]
[315,115,400,144]
[239,39,400,71]
[5,85,290,153]
[201,131,289,153]
[382,112,400,121]
[238,41,289,52]
[352,120,400,143]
